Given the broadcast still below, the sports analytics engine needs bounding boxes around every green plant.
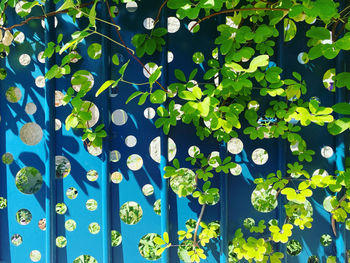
[1,0,350,262]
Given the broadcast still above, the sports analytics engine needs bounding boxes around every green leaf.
[152,27,167,37]
[153,237,166,245]
[112,54,120,65]
[149,66,162,88]
[57,0,75,11]
[178,90,197,101]
[89,0,98,27]
[174,69,186,82]
[87,43,102,59]
[95,80,115,97]
[145,38,157,55]
[247,55,269,73]
[335,72,350,89]
[150,90,166,104]
[119,60,130,75]
[45,65,60,80]
[327,118,350,135]
[332,103,350,115]
[126,91,143,104]
[163,232,169,243]
[306,26,331,40]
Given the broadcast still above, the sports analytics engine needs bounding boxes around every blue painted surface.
[0,1,349,263]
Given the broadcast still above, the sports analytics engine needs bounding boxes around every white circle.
[112,109,128,126]
[127,154,143,171]
[14,32,25,43]
[143,18,155,30]
[87,145,102,156]
[143,63,158,78]
[188,21,199,33]
[227,138,244,154]
[149,137,176,163]
[41,17,58,28]
[290,141,299,152]
[35,76,45,88]
[230,164,242,176]
[126,1,137,12]
[168,51,174,63]
[313,169,329,177]
[209,151,220,168]
[37,52,45,63]
[167,17,180,33]
[55,91,64,107]
[144,107,155,119]
[125,135,137,147]
[19,54,31,66]
[15,1,30,13]
[110,150,121,162]
[55,119,62,131]
[188,146,200,157]
[297,52,309,64]
[252,148,268,165]
[321,146,334,158]
[25,103,37,115]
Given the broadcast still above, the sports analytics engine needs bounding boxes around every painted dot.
[55,119,62,131]
[56,236,67,248]
[111,171,123,184]
[110,150,121,162]
[120,201,143,225]
[149,137,177,163]
[37,52,45,63]
[125,135,137,147]
[153,199,161,215]
[143,18,154,30]
[73,255,97,263]
[188,146,200,157]
[142,184,154,196]
[65,219,76,231]
[126,1,137,12]
[252,148,268,165]
[143,62,159,78]
[87,145,102,156]
[209,151,220,168]
[297,52,309,64]
[66,187,78,199]
[2,152,13,164]
[139,233,162,260]
[16,209,32,225]
[86,199,98,211]
[38,218,46,230]
[170,168,196,197]
[79,101,99,128]
[14,31,25,43]
[15,167,43,194]
[286,239,302,256]
[0,197,7,209]
[251,186,278,212]
[25,103,37,115]
[111,230,122,247]
[30,250,41,262]
[227,138,244,154]
[168,51,174,63]
[188,21,200,33]
[20,123,43,146]
[6,87,22,103]
[11,234,23,246]
[321,146,334,158]
[87,170,98,182]
[312,169,328,177]
[35,76,45,88]
[89,222,101,234]
[144,107,155,119]
[19,54,31,66]
[192,52,204,64]
[41,17,58,28]
[127,154,143,171]
[55,90,64,107]
[56,203,67,215]
[168,17,180,33]
[71,70,94,92]
[230,164,242,176]
[248,101,260,111]
[55,156,71,178]
[112,109,128,126]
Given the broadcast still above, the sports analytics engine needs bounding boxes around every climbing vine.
[1,0,350,262]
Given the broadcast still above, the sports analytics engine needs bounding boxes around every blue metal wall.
[0,1,349,262]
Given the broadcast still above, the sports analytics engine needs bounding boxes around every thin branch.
[120,79,149,86]
[193,204,206,247]
[92,30,135,54]
[154,0,168,25]
[0,0,95,31]
[189,7,289,31]
[104,0,166,91]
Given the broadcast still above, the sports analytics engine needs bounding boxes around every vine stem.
[193,204,206,247]
[331,193,348,236]
[104,0,166,92]
[92,30,135,54]
[0,0,95,31]
[189,7,289,31]
[154,0,168,25]
[120,79,149,86]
